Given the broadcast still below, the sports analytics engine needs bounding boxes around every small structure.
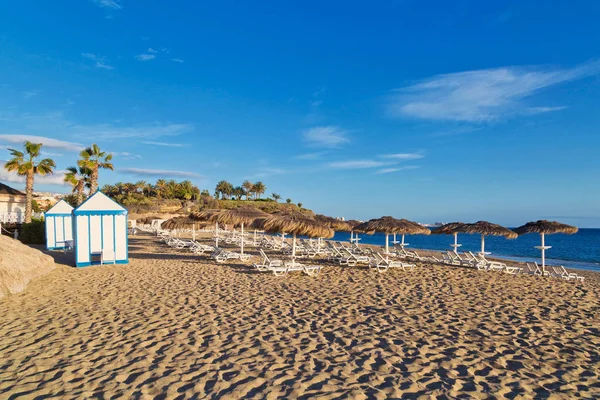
[72,191,128,267]
[0,182,27,224]
[44,199,74,250]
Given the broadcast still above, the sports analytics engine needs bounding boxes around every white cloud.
[141,141,187,147]
[120,168,203,179]
[388,60,600,122]
[23,91,40,100]
[135,54,156,61]
[328,160,388,169]
[380,153,424,161]
[294,152,326,160]
[375,166,420,174]
[0,161,68,186]
[71,123,194,139]
[112,152,142,160]
[0,135,84,151]
[303,126,349,148]
[171,58,184,63]
[93,0,122,9]
[82,53,114,70]
[147,48,158,53]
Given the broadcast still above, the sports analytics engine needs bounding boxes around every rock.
[0,235,55,300]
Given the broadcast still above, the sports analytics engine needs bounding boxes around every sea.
[330,229,600,272]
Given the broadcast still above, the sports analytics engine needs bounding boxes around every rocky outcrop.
[0,235,55,300]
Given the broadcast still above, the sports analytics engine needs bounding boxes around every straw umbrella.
[353,216,430,257]
[255,212,334,263]
[513,220,578,274]
[190,210,222,247]
[161,216,197,234]
[461,221,517,256]
[432,222,467,254]
[213,207,269,255]
[315,214,351,246]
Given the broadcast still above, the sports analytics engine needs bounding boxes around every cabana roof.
[45,199,74,216]
[73,191,127,215]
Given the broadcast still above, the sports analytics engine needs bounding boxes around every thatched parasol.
[432,222,467,254]
[161,216,196,231]
[353,216,430,255]
[190,210,223,247]
[137,215,162,224]
[255,212,334,261]
[460,221,517,256]
[513,220,578,273]
[315,214,352,232]
[213,207,269,254]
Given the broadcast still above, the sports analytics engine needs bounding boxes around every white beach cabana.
[72,191,128,267]
[44,199,74,250]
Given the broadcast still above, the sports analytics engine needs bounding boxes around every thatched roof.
[346,220,362,229]
[314,214,352,232]
[461,221,517,239]
[431,222,467,235]
[214,207,269,226]
[136,215,162,224]
[253,212,334,238]
[161,216,196,230]
[513,220,578,236]
[189,209,222,222]
[353,216,430,235]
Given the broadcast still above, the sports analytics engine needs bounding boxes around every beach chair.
[523,262,542,275]
[544,265,585,282]
[253,249,284,271]
[266,261,322,277]
[370,253,415,273]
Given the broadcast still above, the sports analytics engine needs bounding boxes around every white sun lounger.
[370,253,415,273]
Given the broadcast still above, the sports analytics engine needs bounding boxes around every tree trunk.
[76,182,84,205]
[25,170,34,223]
[90,166,99,195]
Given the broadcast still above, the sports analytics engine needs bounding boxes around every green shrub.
[20,218,46,244]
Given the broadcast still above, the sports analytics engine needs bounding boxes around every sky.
[1,1,600,227]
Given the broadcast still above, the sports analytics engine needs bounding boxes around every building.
[0,182,27,224]
[44,199,74,250]
[72,191,129,267]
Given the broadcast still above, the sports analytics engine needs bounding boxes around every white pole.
[541,232,546,274]
[241,222,244,255]
[254,229,257,245]
[281,233,285,246]
[385,234,389,254]
[393,233,397,244]
[454,232,458,254]
[292,232,297,264]
[350,230,354,243]
[192,224,196,241]
[480,234,485,255]
[356,233,359,247]
[215,222,219,248]
[401,234,406,248]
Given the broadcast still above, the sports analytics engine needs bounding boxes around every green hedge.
[20,218,46,245]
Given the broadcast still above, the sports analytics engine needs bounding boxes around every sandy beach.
[1,234,599,399]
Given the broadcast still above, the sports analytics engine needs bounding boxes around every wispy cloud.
[380,153,424,161]
[171,58,184,63]
[23,91,40,100]
[147,48,158,53]
[388,60,600,122]
[328,160,388,169]
[294,152,326,160]
[141,141,187,147]
[120,167,203,179]
[303,126,349,148]
[112,152,142,160]
[245,167,287,179]
[375,166,420,174]
[73,123,194,139]
[93,0,122,10]
[135,54,156,61]
[82,53,114,70]
[0,134,83,151]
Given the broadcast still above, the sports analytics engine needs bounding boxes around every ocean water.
[330,229,600,272]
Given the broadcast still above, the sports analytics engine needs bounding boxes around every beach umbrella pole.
[350,231,354,243]
[215,222,219,248]
[451,232,461,254]
[192,224,196,241]
[292,233,297,264]
[241,223,244,255]
[401,234,407,249]
[480,234,485,256]
[385,234,389,260]
[535,232,551,275]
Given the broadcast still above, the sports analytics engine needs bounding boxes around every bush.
[20,218,46,244]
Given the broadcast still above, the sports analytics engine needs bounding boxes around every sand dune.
[1,235,599,398]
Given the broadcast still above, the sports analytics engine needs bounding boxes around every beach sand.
[1,234,599,399]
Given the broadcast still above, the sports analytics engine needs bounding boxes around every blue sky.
[1,1,600,226]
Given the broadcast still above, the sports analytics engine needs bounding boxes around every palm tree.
[242,180,254,200]
[272,193,281,202]
[78,144,113,195]
[155,179,167,198]
[286,198,292,204]
[252,181,266,199]
[135,180,147,194]
[233,186,245,200]
[64,166,91,206]
[4,141,55,222]
[298,202,303,208]
[215,180,234,199]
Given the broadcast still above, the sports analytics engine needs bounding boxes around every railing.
[0,212,43,224]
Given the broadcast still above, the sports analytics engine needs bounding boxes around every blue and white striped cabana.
[72,191,128,267]
[44,199,74,250]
